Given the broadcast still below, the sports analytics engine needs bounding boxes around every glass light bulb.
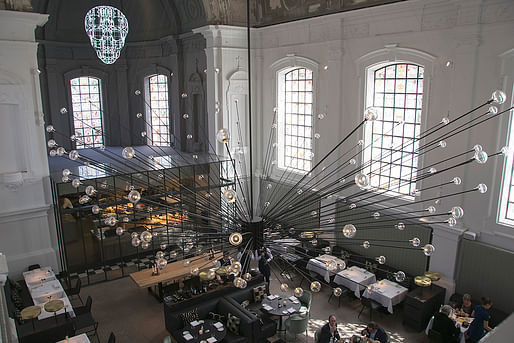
[448,217,457,227]
[140,131,147,137]
[474,150,488,164]
[192,154,198,159]
[134,89,141,95]
[343,224,357,238]
[410,237,421,247]
[364,107,379,121]
[439,140,447,148]
[423,244,436,256]
[131,232,139,239]
[46,125,55,133]
[181,92,188,98]
[310,281,321,292]
[317,113,326,120]
[59,107,68,115]
[362,241,370,249]
[228,232,243,246]
[128,190,141,204]
[85,185,96,196]
[136,113,143,118]
[266,183,272,190]
[488,105,498,115]
[453,177,462,185]
[358,139,364,146]
[131,237,141,247]
[187,134,193,139]
[105,216,118,227]
[79,195,90,204]
[294,287,304,297]
[349,203,357,209]
[140,231,152,243]
[349,159,356,165]
[91,205,100,214]
[311,211,317,216]
[314,133,321,139]
[394,271,406,282]
[61,175,70,182]
[373,212,380,219]
[223,189,237,203]
[376,255,386,264]
[56,147,65,156]
[297,189,303,195]
[71,179,81,188]
[429,167,437,174]
[183,113,189,119]
[116,227,124,236]
[451,206,464,219]
[158,258,168,269]
[216,128,230,143]
[396,222,405,230]
[49,149,57,156]
[491,90,506,104]
[289,227,295,234]
[476,183,487,193]
[441,117,450,125]
[264,201,270,207]
[280,283,289,292]
[473,144,483,153]
[122,147,135,159]
[69,150,79,161]
[62,169,71,177]
[501,146,510,156]
[47,139,57,148]
[141,241,150,249]
[333,287,343,297]
[170,251,178,259]
[427,206,436,214]
[355,173,369,189]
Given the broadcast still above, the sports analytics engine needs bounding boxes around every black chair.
[331,245,343,258]
[72,296,99,342]
[66,278,83,305]
[27,264,40,271]
[358,297,381,321]
[328,283,350,307]
[107,332,116,343]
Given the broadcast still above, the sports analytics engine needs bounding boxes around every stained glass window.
[280,68,314,172]
[146,74,170,146]
[363,63,424,196]
[70,76,104,149]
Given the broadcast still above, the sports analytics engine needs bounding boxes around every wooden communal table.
[130,252,222,301]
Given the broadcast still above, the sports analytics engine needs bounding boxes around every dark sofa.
[164,278,276,343]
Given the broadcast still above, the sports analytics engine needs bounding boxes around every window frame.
[69,75,105,149]
[363,62,425,199]
[144,73,171,146]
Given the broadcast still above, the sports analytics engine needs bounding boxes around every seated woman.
[466,297,493,343]
[432,305,460,343]
[457,294,473,317]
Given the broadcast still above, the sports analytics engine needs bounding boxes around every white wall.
[247,0,514,292]
[0,10,57,279]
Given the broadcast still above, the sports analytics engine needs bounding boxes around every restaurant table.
[306,255,345,282]
[334,266,376,298]
[261,294,302,331]
[362,279,408,314]
[130,251,222,301]
[179,319,226,343]
[270,239,301,254]
[425,314,472,343]
[56,333,91,343]
[23,267,75,320]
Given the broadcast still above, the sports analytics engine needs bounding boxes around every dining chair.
[66,278,83,305]
[27,264,40,271]
[285,313,309,342]
[358,297,381,321]
[298,290,312,314]
[72,295,99,342]
[328,284,350,307]
[107,332,116,343]
[314,327,322,343]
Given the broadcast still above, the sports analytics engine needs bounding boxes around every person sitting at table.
[457,294,473,317]
[236,247,254,274]
[361,322,388,343]
[215,251,232,283]
[432,305,460,343]
[466,297,493,343]
[319,314,341,343]
[257,247,273,293]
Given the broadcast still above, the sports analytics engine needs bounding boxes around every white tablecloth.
[56,333,91,343]
[270,239,301,254]
[425,315,470,343]
[306,255,345,282]
[23,267,75,320]
[362,279,408,313]
[334,266,376,298]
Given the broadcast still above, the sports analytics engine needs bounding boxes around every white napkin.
[190,320,200,327]
[288,308,296,313]
[267,295,277,300]
[183,333,193,341]
[282,310,288,314]
[207,338,217,343]
[289,296,297,301]
[263,304,273,311]
[213,322,223,329]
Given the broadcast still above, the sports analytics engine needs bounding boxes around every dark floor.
[78,267,430,343]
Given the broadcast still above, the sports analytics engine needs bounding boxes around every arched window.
[277,67,314,173]
[363,63,424,196]
[145,74,170,146]
[70,76,104,149]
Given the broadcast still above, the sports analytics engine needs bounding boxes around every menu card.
[183,333,193,341]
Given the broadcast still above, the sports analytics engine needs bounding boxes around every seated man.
[361,322,388,343]
[457,294,473,317]
[215,251,232,283]
[319,314,340,343]
[432,305,460,343]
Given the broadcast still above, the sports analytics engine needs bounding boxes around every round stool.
[21,305,41,330]
[44,299,65,322]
